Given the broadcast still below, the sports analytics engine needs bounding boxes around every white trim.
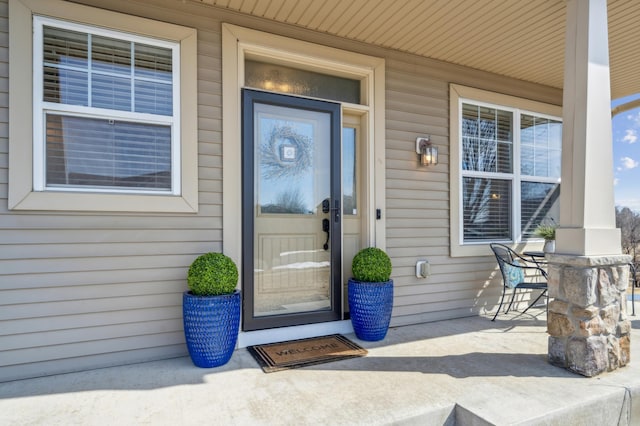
[222,24,385,339]
[449,84,562,257]
[237,320,355,348]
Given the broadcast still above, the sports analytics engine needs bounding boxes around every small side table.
[522,251,547,267]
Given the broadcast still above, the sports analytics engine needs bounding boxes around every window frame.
[449,84,562,257]
[9,0,198,212]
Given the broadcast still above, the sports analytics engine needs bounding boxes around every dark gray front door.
[242,89,342,331]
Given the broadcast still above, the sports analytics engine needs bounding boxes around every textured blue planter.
[183,290,241,368]
[348,279,393,341]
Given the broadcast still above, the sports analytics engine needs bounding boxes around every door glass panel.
[253,102,332,317]
[343,127,357,216]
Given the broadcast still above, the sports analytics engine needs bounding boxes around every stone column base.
[547,253,631,377]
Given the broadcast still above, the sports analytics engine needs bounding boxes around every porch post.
[547,0,631,376]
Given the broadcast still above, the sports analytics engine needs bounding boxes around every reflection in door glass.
[258,120,316,215]
[343,127,357,215]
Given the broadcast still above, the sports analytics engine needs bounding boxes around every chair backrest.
[490,243,524,289]
[490,243,515,264]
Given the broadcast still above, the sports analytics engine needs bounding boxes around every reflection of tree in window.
[259,123,315,214]
[462,105,512,173]
[261,187,311,214]
[461,105,513,241]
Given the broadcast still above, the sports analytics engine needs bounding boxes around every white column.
[556,0,621,256]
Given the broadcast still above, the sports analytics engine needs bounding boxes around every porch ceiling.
[195,0,640,100]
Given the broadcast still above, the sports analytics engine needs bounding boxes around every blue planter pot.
[183,290,241,368]
[348,279,393,341]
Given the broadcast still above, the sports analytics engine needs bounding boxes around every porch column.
[547,0,631,377]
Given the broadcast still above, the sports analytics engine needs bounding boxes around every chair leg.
[505,288,518,314]
[492,286,508,321]
[522,290,547,315]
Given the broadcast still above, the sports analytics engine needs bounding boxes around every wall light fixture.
[416,136,438,166]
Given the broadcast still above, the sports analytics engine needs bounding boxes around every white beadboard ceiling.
[194,0,640,100]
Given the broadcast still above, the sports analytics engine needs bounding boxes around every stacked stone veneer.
[547,253,632,377]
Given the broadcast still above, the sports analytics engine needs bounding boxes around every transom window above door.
[244,59,362,104]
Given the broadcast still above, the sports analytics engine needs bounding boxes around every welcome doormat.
[247,334,367,373]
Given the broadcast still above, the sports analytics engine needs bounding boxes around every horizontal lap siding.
[383,56,559,327]
[0,0,225,381]
[0,0,563,381]
[385,61,467,327]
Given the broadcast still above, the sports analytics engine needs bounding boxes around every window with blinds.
[35,17,178,193]
[460,101,561,243]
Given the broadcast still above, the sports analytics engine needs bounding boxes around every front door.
[242,89,342,331]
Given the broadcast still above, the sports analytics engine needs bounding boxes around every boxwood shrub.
[187,252,238,296]
[351,247,392,283]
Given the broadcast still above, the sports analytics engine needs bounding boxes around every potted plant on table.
[183,252,241,368]
[534,222,556,253]
[348,247,394,341]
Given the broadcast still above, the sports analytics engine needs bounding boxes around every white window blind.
[46,115,172,189]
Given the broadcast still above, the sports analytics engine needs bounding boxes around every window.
[450,85,562,256]
[342,127,358,215]
[245,60,361,104]
[35,18,176,193]
[9,0,197,212]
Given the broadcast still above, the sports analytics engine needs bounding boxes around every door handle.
[322,198,330,213]
[322,218,330,250]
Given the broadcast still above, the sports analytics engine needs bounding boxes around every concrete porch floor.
[2,308,640,426]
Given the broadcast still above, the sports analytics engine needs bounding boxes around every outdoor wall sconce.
[416,136,438,166]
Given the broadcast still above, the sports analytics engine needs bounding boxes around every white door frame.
[221,23,386,347]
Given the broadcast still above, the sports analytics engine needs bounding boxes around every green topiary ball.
[187,252,238,296]
[351,247,392,283]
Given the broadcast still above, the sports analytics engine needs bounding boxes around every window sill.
[9,190,198,213]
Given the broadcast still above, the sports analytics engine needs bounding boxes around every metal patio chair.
[490,243,548,321]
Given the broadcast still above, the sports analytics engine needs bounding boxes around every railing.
[630,263,637,316]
